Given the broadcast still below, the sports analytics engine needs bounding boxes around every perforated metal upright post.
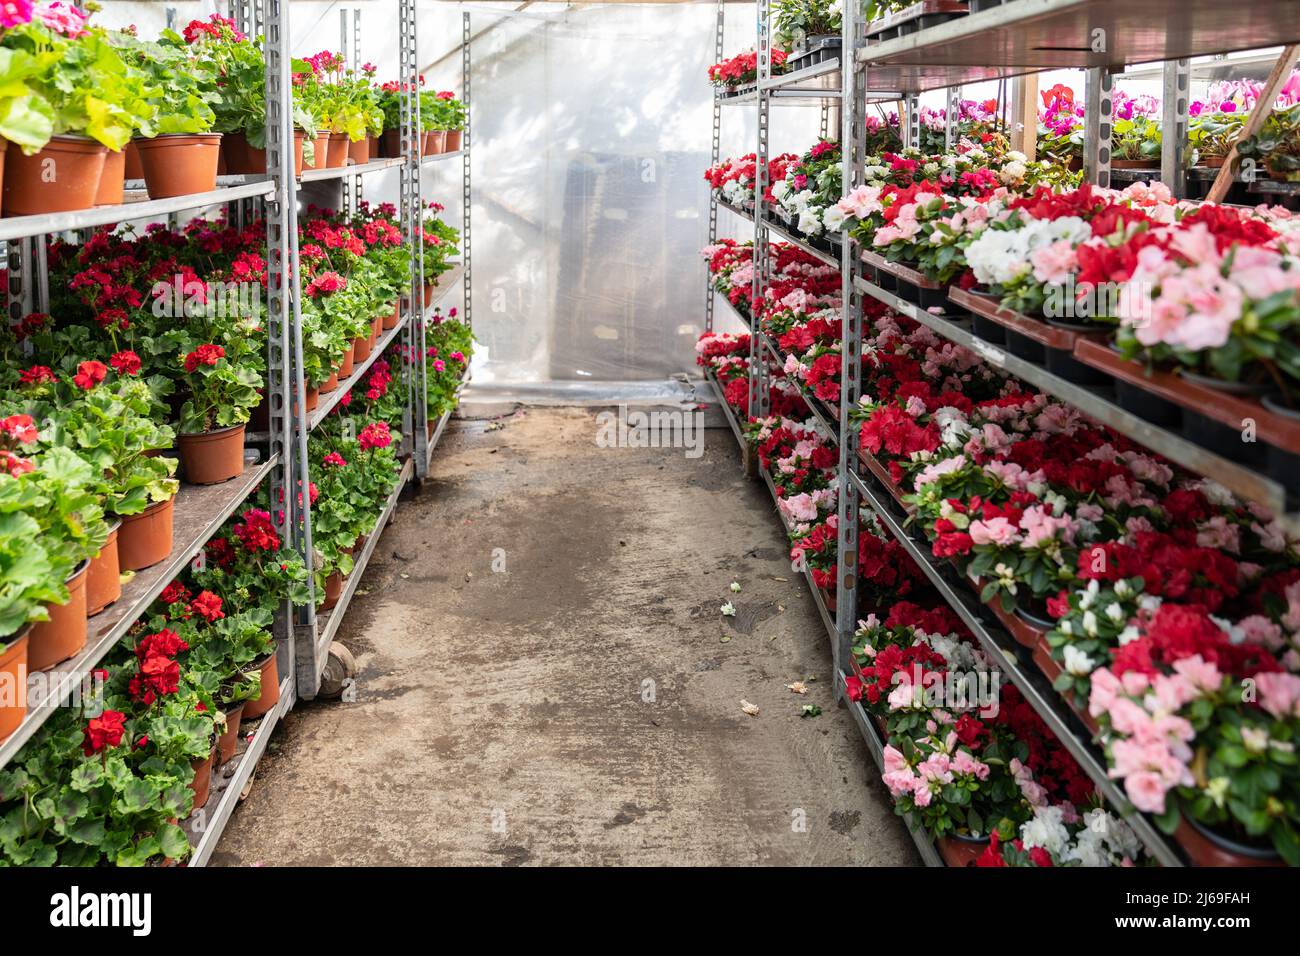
[944,86,960,150]
[834,0,863,680]
[264,0,310,699]
[1085,67,1113,189]
[400,0,430,475]
[905,93,921,149]
[705,0,724,333]
[462,10,472,331]
[1161,59,1190,199]
[748,0,771,419]
[340,8,363,216]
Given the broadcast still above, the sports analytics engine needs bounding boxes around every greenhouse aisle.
[213,406,915,866]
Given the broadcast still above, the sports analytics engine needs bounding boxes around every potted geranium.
[176,15,269,175]
[175,339,260,484]
[113,27,223,198]
[0,3,140,215]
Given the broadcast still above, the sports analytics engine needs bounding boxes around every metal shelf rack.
[0,0,474,867]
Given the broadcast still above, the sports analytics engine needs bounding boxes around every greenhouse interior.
[0,0,1299,904]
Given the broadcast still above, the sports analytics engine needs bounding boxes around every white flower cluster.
[964,215,1091,286]
[1019,806,1143,867]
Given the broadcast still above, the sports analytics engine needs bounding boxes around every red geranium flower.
[81,710,127,756]
[72,360,107,390]
[184,343,225,373]
[110,350,142,376]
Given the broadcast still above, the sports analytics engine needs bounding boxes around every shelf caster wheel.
[318,641,358,700]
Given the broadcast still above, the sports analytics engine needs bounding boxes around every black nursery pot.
[877,271,899,293]
[1045,345,1113,388]
[971,313,1006,346]
[1115,379,1183,428]
[1183,410,1267,466]
[918,286,949,311]
[1262,394,1300,498]
[1004,328,1046,364]
[896,278,921,305]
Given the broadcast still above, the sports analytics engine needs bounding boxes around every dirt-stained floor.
[212,406,916,866]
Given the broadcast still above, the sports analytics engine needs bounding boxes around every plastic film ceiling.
[100,1,817,397]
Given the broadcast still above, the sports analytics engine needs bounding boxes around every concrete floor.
[213,406,916,866]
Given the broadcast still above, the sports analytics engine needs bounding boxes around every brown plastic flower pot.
[423,284,434,308]
[370,315,382,345]
[383,301,400,330]
[382,130,400,158]
[135,133,222,199]
[0,626,30,741]
[348,136,371,165]
[95,149,125,206]
[318,571,343,612]
[29,560,89,672]
[320,370,340,394]
[291,128,306,177]
[369,134,381,158]
[3,135,107,216]
[938,834,990,867]
[338,341,356,378]
[305,385,320,412]
[124,140,144,180]
[426,130,447,155]
[306,132,330,170]
[178,423,246,485]
[242,646,281,719]
[86,521,122,617]
[352,333,372,363]
[223,131,267,175]
[446,129,462,152]
[216,701,245,766]
[0,139,7,199]
[189,742,217,811]
[327,133,350,168]
[1174,817,1284,867]
[118,496,175,571]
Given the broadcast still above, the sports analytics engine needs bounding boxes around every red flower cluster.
[81,710,126,757]
[129,629,189,706]
[110,350,142,376]
[1111,603,1280,682]
[184,344,226,373]
[358,421,392,450]
[234,508,280,552]
[72,360,107,391]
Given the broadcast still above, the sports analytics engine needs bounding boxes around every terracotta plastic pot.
[1174,817,1285,867]
[320,370,339,394]
[216,700,246,766]
[189,742,217,811]
[382,130,400,158]
[426,130,447,155]
[29,560,89,672]
[353,333,372,363]
[338,341,356,378]
[124,141,144,180]
[134,133,222,198]
[327,133,350,168]
[0,138,7,199]
[291,128,307,177]
[446,129,463,152]
[938,834,990,867]
[178,423,246,485]
[3,135,107,216]
[119,496,175,571]
[306,132,330,170]
[305,385,320,412]
[371,314,383,343]
[423,284,434,308]
[242,646,281,719]
[383,301,400,330]
[1111,158,1159,170]
[95,149,125,206]
[348,136,371,165]
[319,571,343,612]
[0,626,29,741]
[86,521,122,616]
[368,134,381,158]
[224,131,268,175]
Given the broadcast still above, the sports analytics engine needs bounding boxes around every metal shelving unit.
[0,0,473,867]
[704,0,944,867]
[291,9,474,700]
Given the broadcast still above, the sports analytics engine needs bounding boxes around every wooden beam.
[1010,74,1038,160]
[1207,44,1300,204]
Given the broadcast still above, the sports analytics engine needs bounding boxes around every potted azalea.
[1,3,140,215]
[175,338,261,484]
